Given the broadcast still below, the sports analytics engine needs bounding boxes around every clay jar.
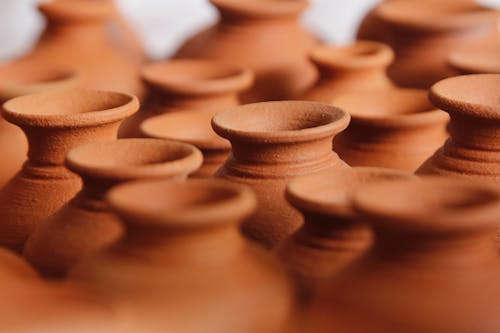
[24,139,203,278]
[375,0,499,88]
[0,65,80,189]
[417,74,500,182]
[175,0,317,103]
[141,110,231,178]
[71,179,293,333]
[297,41,394,102]
[0,89,139,251]
[333,88,449,172]
[304,178,500,333]
[448,43,500,74]
[119,59,253,138]
[212,101,351,249]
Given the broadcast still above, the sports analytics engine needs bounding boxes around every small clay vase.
[277,167,416,302]
[0,65,80,189]
[24,138,203,278]
[212,101,351,249]
[297,41,394,102]
[0,89,139,251]
[71,179,293,333]
[141,110,231,178]
[174,0,318,103]
[448,43,500,74]
[417,74,500,182]
[119,59,253,138]
[304,177,500,333]
[333,88,449,172]
[375,0,499,88]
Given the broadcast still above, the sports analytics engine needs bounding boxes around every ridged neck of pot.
[213,0,308,23]
[448,114,500,151]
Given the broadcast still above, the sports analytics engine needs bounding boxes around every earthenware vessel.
[175,0,317,103]
[24,139,203,278]
[277,167,416,302]
[297,41,394,102]
[0,89,139,251]
[141,110,230,178]
[0,65,80,189]
[212,101,351,249]
[334,88,449,172]
[417,74,500,182]
[119,59,253,138]
[71,179,294,333]
[448,43,500,74]
[304,177,500,333]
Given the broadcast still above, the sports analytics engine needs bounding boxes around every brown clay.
[24,138,203,278]
[304,177,500,333]
[212,101,351,249]
[297,41,394,102]
[417,74,500,182]
[0,89,139,252]
[174,0,317,103]
[71,179,293,333]
[141,110,231,178]
[333,88,449,172]
[449,43,500,74]
[356,0,392,42]
[119,59,253,138]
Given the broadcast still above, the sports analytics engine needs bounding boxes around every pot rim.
[210,0,309,18]
[448,47,500,75]
[39,0,115,22]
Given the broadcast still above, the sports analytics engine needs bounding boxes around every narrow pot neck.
[448,114,500,151]
[317,66,389,84]
[41,20,109,45]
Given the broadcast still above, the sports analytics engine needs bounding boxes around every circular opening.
[311,41,393,69]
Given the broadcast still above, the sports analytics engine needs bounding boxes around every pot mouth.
[107,178,257,229]
[65,138,203,181]
[448,45,500,75]
[210,0,309,18]
[310,41,394,71]
[39,0,115,22]
[353,176,500,233]
[141,60,254,96]
[2,88,139,128]
[287,167,416,219]
[212,101,350,144]
[140,110,230,151]
[429,74,500,121]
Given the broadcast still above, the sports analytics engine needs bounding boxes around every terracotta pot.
[24,138,203,278]
[277,167,416,302]
[71,179,293,333]
[304,177,500,333]
[141,110,230,178]
[375,0,499,88]
[417,74,500,182]
[0,65,80,189]
[297,41,394,102]
[333,88,449,172]
[448,43,500,74]
[0,89,139,252]
[212,101,350,249]
[119,59,253,138]
[174,0,318,103]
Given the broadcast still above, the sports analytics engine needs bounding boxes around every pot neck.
[448,113,500,151]
[317,66,389,84]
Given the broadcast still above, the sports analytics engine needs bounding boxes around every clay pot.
[71,179,293,333]
[141,110,231,178]
[24,138,203,278]
[417,74,500,182]
[174,0,318,103]
[0,89,139,252]
[212,101,351,249]
[0,65,80,189]
[297,41,394,102]
[119,59,253,138]
[333,88,449,172]
[448,43,500,74]
[304,177,500,333]
[375,0,499,88]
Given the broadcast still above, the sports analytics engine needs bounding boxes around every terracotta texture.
[297,41,394,102]
[119,59,253,138]
[449,43,500,74]
[304,177,500,333]
[334,88,449,172]
[0,89,139,252]
[212,101,351,249]
[175,0,317,103]
[0,65,80,189]
[24,138,203,278]
[71,179,293,333]
[417,74,500,182]
[141,110,231,178]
